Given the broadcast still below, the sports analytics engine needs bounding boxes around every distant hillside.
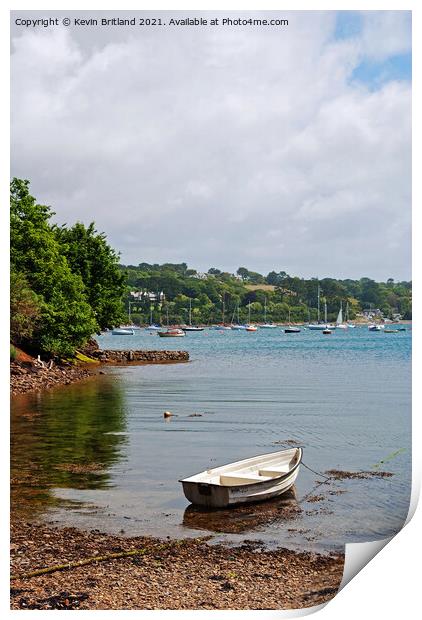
[119,262,412,325]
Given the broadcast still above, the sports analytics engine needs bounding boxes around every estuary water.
[11,325,411,552]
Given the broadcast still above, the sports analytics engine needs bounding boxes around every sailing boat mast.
[324,300,327,324]
[188,298,192,326]
[317,284,321,323]
[264,297,267,323]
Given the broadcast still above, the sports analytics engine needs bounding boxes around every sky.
[10,10,412,281]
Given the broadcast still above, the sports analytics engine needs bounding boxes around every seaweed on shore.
[325,470,393,480]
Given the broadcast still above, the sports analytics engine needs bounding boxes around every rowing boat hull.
[182,468,300,508]
[181,448,302,508]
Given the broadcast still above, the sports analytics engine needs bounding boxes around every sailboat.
[308,284,325,330]
[231,303,247,329]
[119,301,140,331]
[158,306,185,337]
[211,296,232,330]
[284,309,300,333]
[145,306,161,330]
[336,302,348,329]
[246,302,257,331]
[260,297,277,328]
[308,285,335,330]
[181,299,204,332]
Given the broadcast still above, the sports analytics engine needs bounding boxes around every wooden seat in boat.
[258,464,291,477]
[219,472,273,486]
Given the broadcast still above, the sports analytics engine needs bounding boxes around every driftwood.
[11,548,147,581]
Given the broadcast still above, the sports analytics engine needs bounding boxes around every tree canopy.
[10,178,125,356]
[121,262,412,325]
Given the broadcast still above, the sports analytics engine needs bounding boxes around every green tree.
[10,270,41,344]
[55,222,126,330]
[10,178,98,356]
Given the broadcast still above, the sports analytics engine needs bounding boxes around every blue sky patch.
[351,53,412,89]
[334,11,362,40]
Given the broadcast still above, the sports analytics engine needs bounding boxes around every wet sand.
[11,521,344,610]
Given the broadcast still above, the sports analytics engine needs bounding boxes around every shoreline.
[10,520,344,610]
[10,348,190,396]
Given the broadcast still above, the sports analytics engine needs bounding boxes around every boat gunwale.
[179,448,303,488]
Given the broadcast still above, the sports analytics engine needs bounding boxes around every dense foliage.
[121,263,412,325]
[10,178,125,356]
[55,222,126,330]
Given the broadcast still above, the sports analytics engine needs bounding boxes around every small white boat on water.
[180,447,302,508]
[145,324,161,331]
[112,327,135,335]
[368,324,384,331]
[308,323,336,330]
[210,325,232,330]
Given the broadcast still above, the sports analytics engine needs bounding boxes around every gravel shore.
[10,361,94,396]
[11,521,344,610]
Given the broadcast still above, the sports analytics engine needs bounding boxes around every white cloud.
[10,11,411,280]
[359,11,411,61]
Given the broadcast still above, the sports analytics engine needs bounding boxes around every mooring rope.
[301,461,332,481]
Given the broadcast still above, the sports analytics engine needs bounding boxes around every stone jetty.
[90,349,189,363]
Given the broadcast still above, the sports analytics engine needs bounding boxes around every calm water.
[11,326,411,552]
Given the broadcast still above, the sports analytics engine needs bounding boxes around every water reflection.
[182,488,300,534]
[11,377,127,518]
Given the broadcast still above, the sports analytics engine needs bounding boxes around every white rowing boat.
[180,447,302,508]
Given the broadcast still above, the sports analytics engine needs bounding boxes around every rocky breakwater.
[91,349,190,364]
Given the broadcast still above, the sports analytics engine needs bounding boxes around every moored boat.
[308,323,336,330]
[181,298,204,331]
[112,327,134,335]
[259,298,277,328]
[322,329,332,334]
[245,302,257,331]
[210,325,232,330]
[180,447,302,508]
[368,324,384,331]
[336,302,348,329]
[181,326,204,332]
[285,327,301,333]
[157,328,186,337]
